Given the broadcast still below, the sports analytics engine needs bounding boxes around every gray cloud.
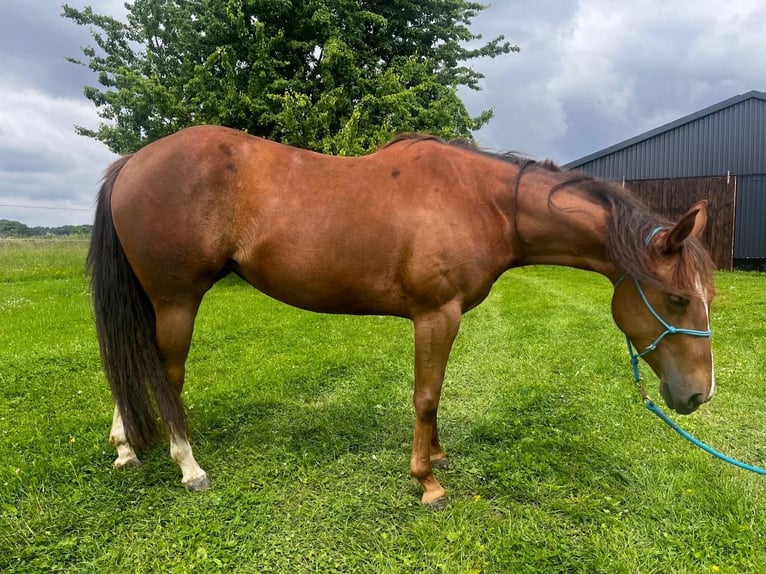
[0,2,102,98]
[0,1,126,226]
[464,0,766,162]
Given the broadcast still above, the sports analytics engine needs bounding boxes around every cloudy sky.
[2,0,765,226]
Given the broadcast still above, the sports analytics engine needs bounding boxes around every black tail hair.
[86,156,187,448]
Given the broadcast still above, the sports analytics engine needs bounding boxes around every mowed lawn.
[1,239,765,573]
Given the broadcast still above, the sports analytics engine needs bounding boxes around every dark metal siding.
[734,175,766,258]
[572,98,766,180]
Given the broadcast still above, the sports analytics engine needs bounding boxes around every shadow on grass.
[149,362,637,506]
[191,377,411,463]
[456,386,636,502]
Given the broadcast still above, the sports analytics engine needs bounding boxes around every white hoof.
[114,455,141,469]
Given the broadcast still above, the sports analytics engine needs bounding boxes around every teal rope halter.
[618,227,766,475]
[616,274,712,384]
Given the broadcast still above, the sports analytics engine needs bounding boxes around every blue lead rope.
[642,398,766,475]
[620,273,766,475]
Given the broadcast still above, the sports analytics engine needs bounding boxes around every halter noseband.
[616,227,712,384]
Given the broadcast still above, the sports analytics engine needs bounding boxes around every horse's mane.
[384,134,715,296]
[549,174,715,296]
[384,133,543,168]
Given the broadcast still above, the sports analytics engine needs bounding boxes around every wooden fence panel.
[626,177,735,270]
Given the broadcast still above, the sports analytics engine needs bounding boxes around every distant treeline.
[0,219,92,237]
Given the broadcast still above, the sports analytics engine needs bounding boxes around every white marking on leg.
[170,435,209,490]
[110,406,140,468]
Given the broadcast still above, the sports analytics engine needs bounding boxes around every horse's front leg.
[430,420,449,469]
[410,303,461,505]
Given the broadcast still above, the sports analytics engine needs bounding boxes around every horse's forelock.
[674,237,716,296]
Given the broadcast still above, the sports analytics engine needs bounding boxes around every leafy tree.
[0,221,93,237]
[0,220,31,237]
[63,0,517,155]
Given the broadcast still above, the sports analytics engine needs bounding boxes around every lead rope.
[621,274,766,475]
[629,350,766,475]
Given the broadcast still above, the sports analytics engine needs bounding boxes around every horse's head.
[611,201,715,414]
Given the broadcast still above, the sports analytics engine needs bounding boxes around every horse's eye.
[667,294,689,308]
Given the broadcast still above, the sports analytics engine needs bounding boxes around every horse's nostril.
[688,393,704,409]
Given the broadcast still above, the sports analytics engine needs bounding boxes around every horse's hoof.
[425,495,449,510]
[421,485,448,508]
[114,456,141,469]
[431,457,450,470]
[184,474,210,492]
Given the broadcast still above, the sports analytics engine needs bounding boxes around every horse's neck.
[512,187,620,281]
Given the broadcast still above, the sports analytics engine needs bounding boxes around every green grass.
[1,238,765,572]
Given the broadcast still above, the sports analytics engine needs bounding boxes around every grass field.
[1,238,765,573]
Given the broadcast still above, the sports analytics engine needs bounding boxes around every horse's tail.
[86,156,187,448]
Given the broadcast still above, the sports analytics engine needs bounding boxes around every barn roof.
[564,90,766,170]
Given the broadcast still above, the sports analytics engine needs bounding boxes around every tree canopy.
[63,0,517,155]
[0,220,92,237]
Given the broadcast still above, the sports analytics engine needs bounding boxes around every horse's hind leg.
[110,406,140,468]
[154,299,209,490]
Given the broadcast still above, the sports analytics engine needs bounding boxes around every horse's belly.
[236,245,409,317]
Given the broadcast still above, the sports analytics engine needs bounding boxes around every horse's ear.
[663,200,708,254]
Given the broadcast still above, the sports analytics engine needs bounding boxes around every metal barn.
[564,90,766,270]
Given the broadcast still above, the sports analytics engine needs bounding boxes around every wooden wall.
[626,176,735,270]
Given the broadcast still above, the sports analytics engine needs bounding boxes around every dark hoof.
[431,457,450,470]
[425,496,449,510]
[184,474,210,492]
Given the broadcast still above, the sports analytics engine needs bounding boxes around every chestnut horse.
[88,126,715,505]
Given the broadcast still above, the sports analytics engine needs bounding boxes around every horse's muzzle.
[660,383,704,415]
